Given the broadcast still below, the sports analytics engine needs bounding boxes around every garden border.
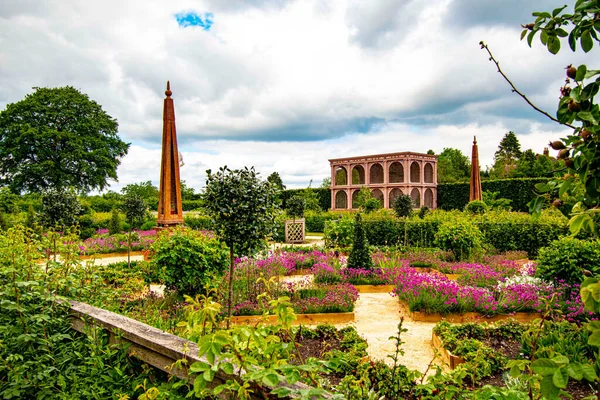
[431,332,464,369]
[230,312,354,326]
[66,300,332,399]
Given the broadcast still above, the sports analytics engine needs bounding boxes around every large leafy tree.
[203,166,278,325]
[0,86,129,193]
[491,131,522,178]
[267,171,286,191]
[437,148,471,183]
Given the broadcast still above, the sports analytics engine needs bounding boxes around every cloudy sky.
[1,0,597,192]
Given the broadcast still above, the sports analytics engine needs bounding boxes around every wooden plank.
[67,300,332,399]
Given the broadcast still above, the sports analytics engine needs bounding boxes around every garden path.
[346,292,439,374]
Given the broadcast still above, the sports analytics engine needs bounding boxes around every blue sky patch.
[175,12,214,31]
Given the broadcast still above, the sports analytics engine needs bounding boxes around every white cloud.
[0,0,596,193]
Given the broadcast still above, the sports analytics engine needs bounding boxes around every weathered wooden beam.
[67,300,331,399]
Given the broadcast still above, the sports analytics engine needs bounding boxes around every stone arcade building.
[329,151,438,211]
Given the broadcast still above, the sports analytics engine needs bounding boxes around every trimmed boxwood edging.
[230,312,354,326]
[432,332,465,369]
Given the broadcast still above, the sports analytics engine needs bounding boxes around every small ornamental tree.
[393,194,414,218]
[347,213,373,270]
[108,208,121,235]
[121,194,147,267]
[286,196,305,220]
[40,188,82,230]
[203,166,278,325]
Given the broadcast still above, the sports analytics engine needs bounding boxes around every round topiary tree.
[393,194,414,218]
[286,196,305,220]
[150,226,228,294]
[347,213,373,270]
[465,200,488,214]
[40,188,82,230]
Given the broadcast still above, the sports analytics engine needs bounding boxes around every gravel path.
[350,292,439,374]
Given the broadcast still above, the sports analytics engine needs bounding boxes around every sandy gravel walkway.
[350,292,439,374]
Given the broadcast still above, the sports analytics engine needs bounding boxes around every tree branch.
[480,41,577,130]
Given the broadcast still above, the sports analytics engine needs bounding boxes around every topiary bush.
[150,226,228,294]
[464,200,488,214]
[393,194,413,218]
[347,213,373,269]
[434,219,483,261]
[536,237,600,285]
[363,197,381,213]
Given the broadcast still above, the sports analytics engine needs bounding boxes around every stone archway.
[424,163,434,183]
[389,162,404,183]
[335,190,348,209]
[352,165,365,185]
[410,188,421,207]
[388,188,403,208]
[370,163,384,184]
[410,162,420,183]
[335,166,348,186]
[424,188,433,208]
[371,189,384,208]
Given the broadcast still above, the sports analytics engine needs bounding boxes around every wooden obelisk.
[469,136,483,202]
[157,81,184,227]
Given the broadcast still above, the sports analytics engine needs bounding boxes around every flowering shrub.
[79,229,156,255]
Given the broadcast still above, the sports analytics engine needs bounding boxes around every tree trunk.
[227,245,235,329]
[128,225,132,268]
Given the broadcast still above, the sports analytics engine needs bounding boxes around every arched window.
[352,165,365,185]
[424,188,434,208]
[370,163,384,184]
[352,189,361,209]
[335,166,348,186]
[424,163,434,183]
[335,191,348,209]
[410,188,421,208]
[371,189,384,208]
[388,188,403,208]
[389,162,404,183]
[410,162,420,183]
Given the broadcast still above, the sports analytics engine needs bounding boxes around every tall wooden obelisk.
[157,81,184,227]
[469,136,483,202]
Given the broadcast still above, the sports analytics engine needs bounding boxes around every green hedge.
[325,211,568,257]
[184,214,213,230]
[280,188,331,212]
[437,178,551,212]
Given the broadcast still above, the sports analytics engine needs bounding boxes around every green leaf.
[567,363,584,380]
[535,183,550,192]
[581,363,598,381]
[581,82,599,102]
[586,175,600,198]
[532,359,558,376]
[547,36,561,54]
[540,375,561,399]
[527,30,536,47]
[221,362,234,375]
[581,30,594,52]
[585,69,600,79]
[521,30,528,40]
[541,30,549,45]
[194,375,206,393]
[533,11,552,18]
[577,111,596,123]
[569,29,577,51]
[203,368,215,382]
[556,28,568,37]
[588,331,600,346]
[552,355,569,365]
[559,177,573,197]
[576,65,588,81]
[190,362,210,373]
[569,213,588,235]
[552,5,567,16]
[262,373,279,387]
[552,368,569,388]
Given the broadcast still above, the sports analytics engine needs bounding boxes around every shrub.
[434,220,483,261]
[465,200,488,214]
[286,196,305,219]
[150,226,228,294]
[324,215,354,248]
[418,206,430,219]
[184,214,213,230]
[536,237,600,285]
[347,214,373,269]
[108,208,122,234]
[363,197,381,213]
[393,194,413,218]
[40,188,82,229]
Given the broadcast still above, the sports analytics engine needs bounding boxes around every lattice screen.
[285,218,305,243]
